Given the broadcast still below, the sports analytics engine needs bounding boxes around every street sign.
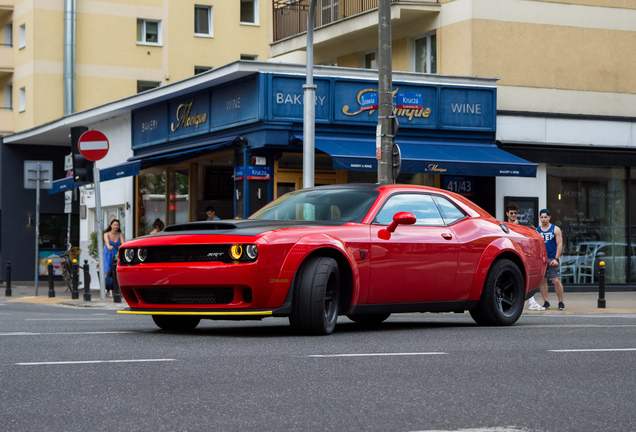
[24,161,53,189]
[78,130,109,161]
[64,190,72,213]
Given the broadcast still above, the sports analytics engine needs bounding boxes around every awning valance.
[309,136,537,177]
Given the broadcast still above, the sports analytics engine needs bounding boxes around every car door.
[368,193,460,304]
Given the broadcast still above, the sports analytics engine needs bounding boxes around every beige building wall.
[2,0,272,134]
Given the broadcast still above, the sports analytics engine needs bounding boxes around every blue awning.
[312,136,537,177]
[129,136,242,169]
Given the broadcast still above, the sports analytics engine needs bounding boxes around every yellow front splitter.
[117,310,273,317]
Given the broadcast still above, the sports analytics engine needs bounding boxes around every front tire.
[470,259,524,326]
[289,256,341,335]
[152,315,201,331]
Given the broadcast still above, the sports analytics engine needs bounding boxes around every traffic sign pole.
[94,164,106,300]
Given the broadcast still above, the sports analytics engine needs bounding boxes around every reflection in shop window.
[137,171,166,236]
[169,169,189,226]
[548,165,629,284]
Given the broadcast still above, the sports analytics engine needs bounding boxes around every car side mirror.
[378,212,416,240]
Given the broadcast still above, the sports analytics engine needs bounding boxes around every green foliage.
[88,231,99,260]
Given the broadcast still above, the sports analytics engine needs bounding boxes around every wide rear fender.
[467,238,527,301]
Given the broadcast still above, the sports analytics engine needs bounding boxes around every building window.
[4,22,12,47]
[137,19,161,45]
[364,52,376,69]
[137,81,160,93]
[18,87,25,112]
[4,84,12,110]
[194,66,212,75]
[415,32,437,73]
[240,0,258,25]
[18,24,25,49]
[194,5,213,36]
[240,54,258,61]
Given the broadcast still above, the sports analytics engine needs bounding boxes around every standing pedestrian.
[506,203,545,311]
[103,219,124,297]
[537,209,565,310]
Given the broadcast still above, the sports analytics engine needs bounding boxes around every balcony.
[0,0,13,20]
[0,44,13,74]
[272,0,440,60]
[0,108,14,135]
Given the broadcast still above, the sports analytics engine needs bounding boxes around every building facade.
[270,0,636,286]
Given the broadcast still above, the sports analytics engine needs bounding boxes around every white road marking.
[25,318,115,321]
[550,348,636,353]
[309,352,447,358]
[0,331,133,336]
[16,359,176,366]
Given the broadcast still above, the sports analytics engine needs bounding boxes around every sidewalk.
[2,281,635,314]
[0,281,128,310]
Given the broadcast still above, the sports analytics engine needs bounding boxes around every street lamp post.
[377,0,396,184]
[303,0,318,189]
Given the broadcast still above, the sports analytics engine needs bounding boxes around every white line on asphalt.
[0,331,134,336]
[309,352,447,358]
[549,348,636,353]
[25,318,115,321]
[15,359,176,366]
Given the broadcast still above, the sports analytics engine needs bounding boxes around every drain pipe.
[63,0,76,115]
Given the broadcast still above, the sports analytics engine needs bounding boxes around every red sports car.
[117,184,547,335]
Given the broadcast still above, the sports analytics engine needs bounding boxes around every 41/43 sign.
[443,176,475,197]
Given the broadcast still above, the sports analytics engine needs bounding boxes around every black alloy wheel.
[469,259,524,326]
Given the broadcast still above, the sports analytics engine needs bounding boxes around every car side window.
[432,195,467,225]
[375,194,444,226]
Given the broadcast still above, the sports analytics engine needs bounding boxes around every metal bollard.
[598,261,606,308]
[112,260,122,303]
[83,260,91,302]
[71,259,79,300]
[47,260,55,298]
[5,261,11,296]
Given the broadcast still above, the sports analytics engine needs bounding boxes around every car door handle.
[441,233,453,240]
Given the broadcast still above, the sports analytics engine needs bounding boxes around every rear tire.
[346,313,390,325]
[289,256,341,335]
[469,259,524,326]
[152,315,201,331]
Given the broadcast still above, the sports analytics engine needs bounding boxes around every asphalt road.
[1,302,635,432]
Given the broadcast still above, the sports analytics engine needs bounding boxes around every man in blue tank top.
[537,209,565,310]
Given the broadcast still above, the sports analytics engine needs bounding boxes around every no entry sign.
[78,130,109,161]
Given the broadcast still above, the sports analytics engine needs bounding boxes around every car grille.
[145,245,231,263]
[137,287,234,305]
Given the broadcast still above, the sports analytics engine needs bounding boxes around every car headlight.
[137,248,147,262]
[245,244,258,260]
[229,244,243,260]
[123,248,135,263]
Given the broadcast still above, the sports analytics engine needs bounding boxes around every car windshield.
[250,188,379,223]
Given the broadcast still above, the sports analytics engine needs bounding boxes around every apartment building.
[0,0,271,134]
[269,0,636,285]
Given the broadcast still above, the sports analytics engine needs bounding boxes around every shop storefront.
[128,65,536,235]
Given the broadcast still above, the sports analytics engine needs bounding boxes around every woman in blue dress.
[103,219,124,297]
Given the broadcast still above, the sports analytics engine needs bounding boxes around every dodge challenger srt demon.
[117,184,547,335]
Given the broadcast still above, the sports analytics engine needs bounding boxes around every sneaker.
[543,301,551,309]
[528,303,546,311]
[108,291,113,297]
[558,302,565,311]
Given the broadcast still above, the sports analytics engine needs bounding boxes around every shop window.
[240,0,258,25]
[169,169,189,226]
[137,19,161,45]
[137,171,166,236]
[195,5,213,37]
[414,32,437,74]
[548,165,628,284]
